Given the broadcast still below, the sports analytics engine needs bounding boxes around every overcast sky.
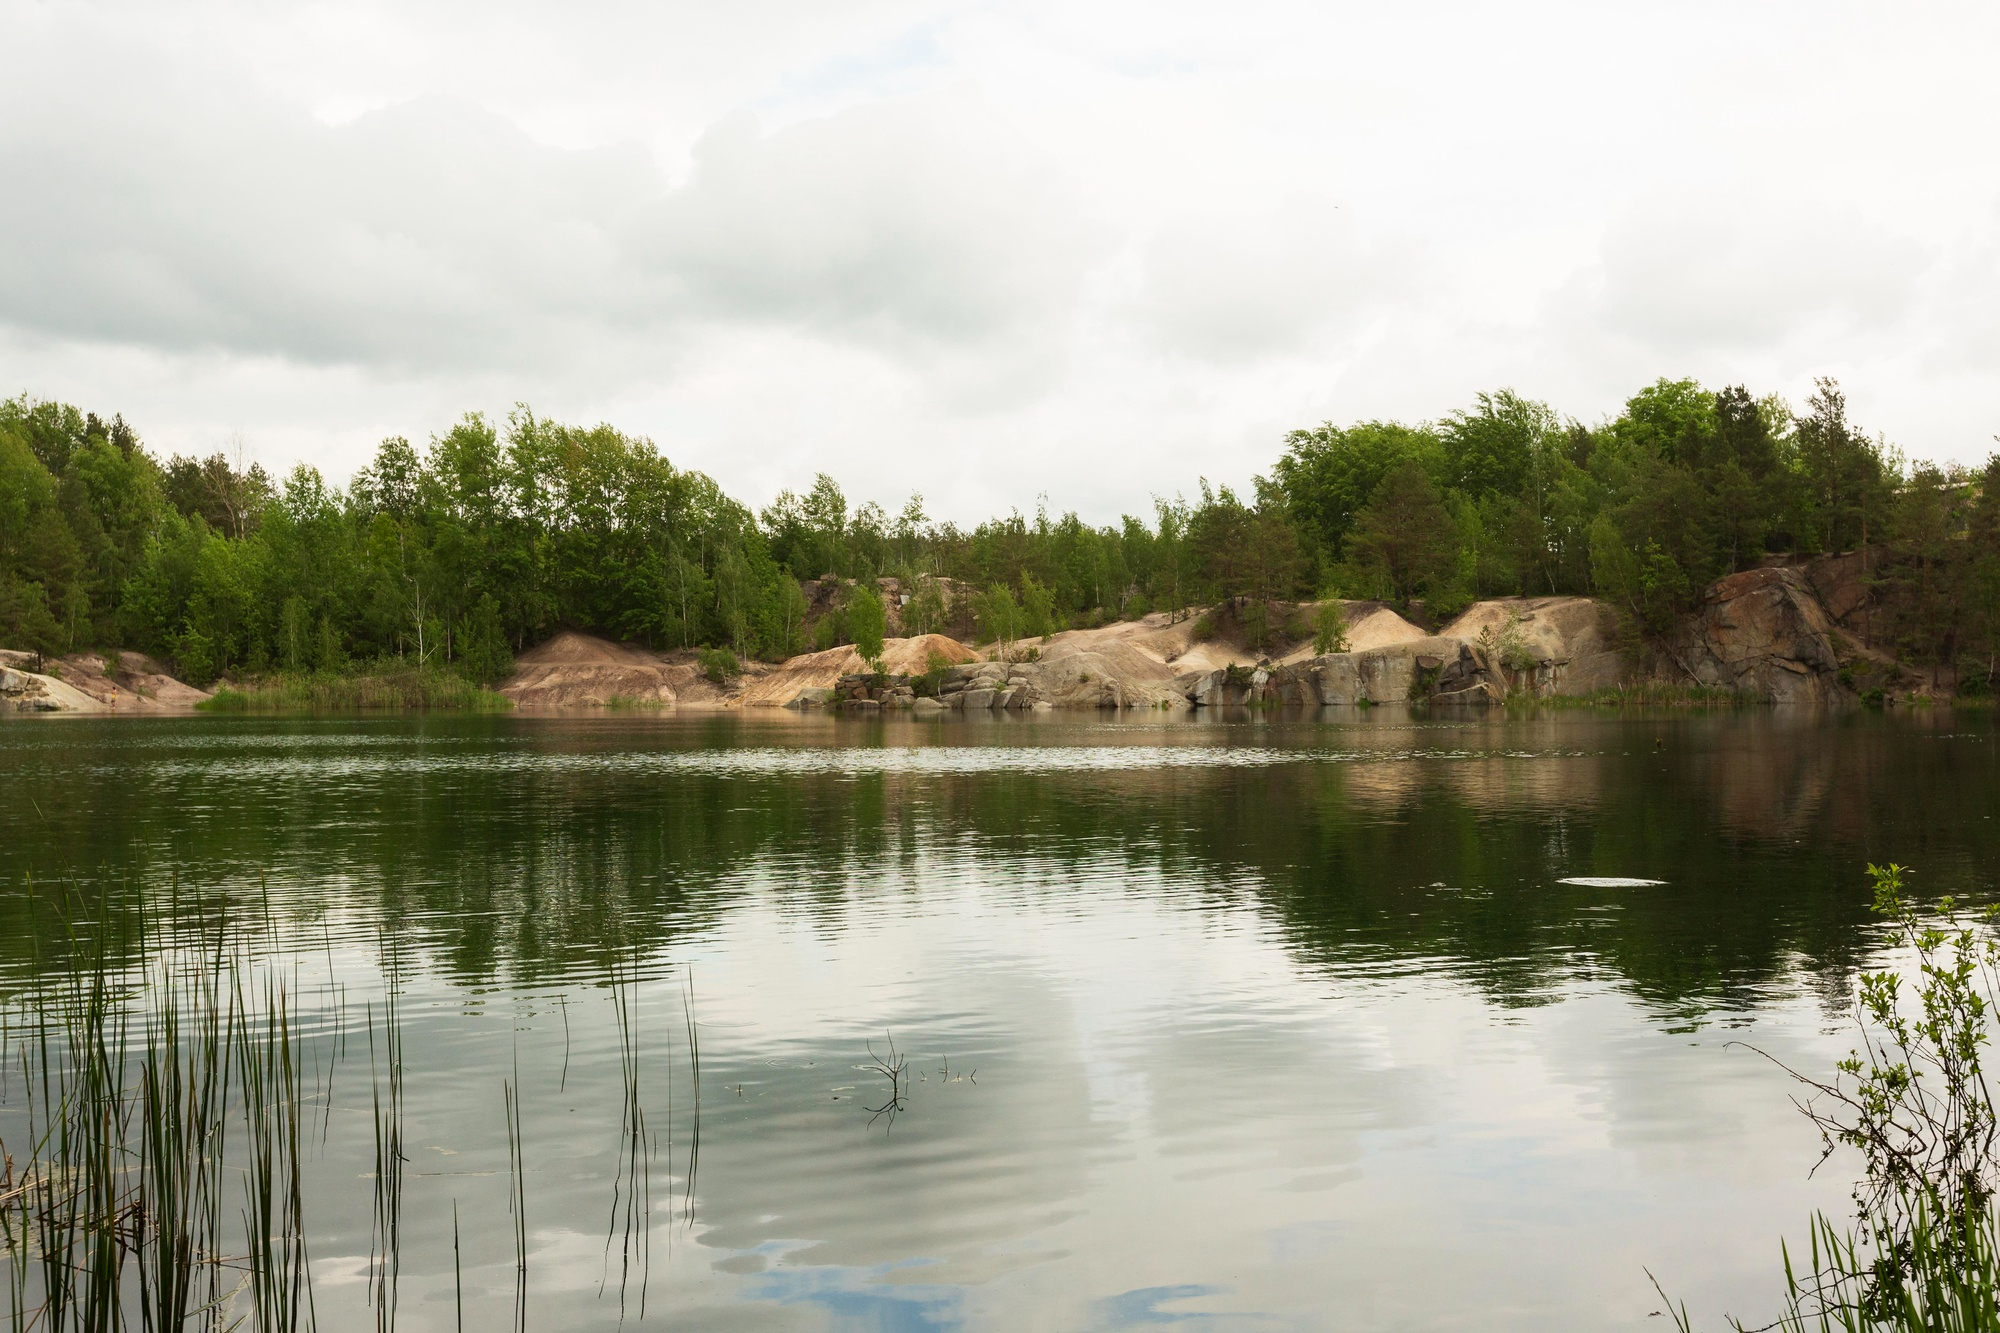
[2,1,1996,522]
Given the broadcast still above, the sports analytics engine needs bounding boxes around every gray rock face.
[912,696,945,715]
[1260,637,1501,706]
[961,687,998,711]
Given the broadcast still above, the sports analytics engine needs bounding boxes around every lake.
[1,709,1994,1331]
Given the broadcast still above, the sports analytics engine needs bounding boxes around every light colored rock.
[1263,637,1501,706]
[962,687,998,711]
[911,696,945,715]
[1439,597,1624,697]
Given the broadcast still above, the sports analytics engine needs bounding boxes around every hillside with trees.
[2,377,1997,693]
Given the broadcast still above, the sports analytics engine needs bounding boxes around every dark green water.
[2,709,1995,1330]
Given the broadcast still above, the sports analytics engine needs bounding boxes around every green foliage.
[698,646,741,683]
[1312,601,1349,655]
[1658,863,2000,1332]
[456,593,514,683]
[975,584,1022,658]
[199,667,511,712]
[847,583,887,668]
[911,649,954,698]
[1019,572,1056,641]
[903,576,947,637]
[1343,460,1462,608]
[0,375,1985,696]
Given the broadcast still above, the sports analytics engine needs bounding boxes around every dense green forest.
[2,377,1997,687]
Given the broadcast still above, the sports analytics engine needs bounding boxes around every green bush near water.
[1657,864,2000,1331]
[698,646,741,683]
[199,666,512,713]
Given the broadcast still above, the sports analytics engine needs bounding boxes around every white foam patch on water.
[1557,876,1666,888]
[110,743,1604,781]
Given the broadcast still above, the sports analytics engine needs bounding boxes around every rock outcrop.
[735,634,980,708]
[1439,598,1625,696]
[0,650,210,713]
[1254,637,1503,706]
[1666,567,1844,704]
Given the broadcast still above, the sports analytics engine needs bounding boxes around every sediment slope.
[499,632,705,708]
[733,635,979,707]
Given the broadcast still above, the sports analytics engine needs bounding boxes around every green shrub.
[1312,602,1349,655]
[698,646,741,683]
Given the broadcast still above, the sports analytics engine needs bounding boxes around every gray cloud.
[1,0,1997,517]
[647,96,1097,345]
[0,27,1092,375]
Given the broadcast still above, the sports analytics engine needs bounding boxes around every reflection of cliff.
[1,716,1995,1014]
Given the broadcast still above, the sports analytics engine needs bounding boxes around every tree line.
[1,379,1997,687]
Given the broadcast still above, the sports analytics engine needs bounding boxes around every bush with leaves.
[847,584,886,669]
[698,646,741,684]
[1656,863,2000,1332]
[1312,601,1349,655]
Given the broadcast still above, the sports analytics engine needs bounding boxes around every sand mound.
[500,631,699,708]
[735,635,979,707]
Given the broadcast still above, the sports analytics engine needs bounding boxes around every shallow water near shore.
[2,708,1996,1330]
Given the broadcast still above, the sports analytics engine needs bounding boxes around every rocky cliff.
[1663,567,1845,705]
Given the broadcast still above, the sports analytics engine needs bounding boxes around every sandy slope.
[499,631,708,708]
[732,635,978,707]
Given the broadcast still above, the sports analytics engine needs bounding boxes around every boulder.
[962,687,998,711]
[1669,567,1843,703]
[911,696,945,715]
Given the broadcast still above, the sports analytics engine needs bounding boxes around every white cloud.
[0,0,1997,516]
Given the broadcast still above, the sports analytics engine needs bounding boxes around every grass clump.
[200,665,512,714]
[0,945,321,1332]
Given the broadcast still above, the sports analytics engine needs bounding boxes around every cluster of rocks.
[824,672,919,712]
[1173,638,1505,709]
[795,660,1052,714]
[930,660,1042,712]
[0,664,61,711]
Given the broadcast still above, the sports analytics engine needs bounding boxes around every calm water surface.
[2,709,1996,1331]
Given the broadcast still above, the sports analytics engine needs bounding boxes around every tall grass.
[1,907,707,1330]
[0,947,319,1332]
[199,667,511,714]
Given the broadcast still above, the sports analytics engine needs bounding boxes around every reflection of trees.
[1,714,1995,1013]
